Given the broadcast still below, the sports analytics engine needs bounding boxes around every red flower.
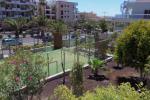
[11,60,17,65]
[28,76,32,81]
[15,77,20,82]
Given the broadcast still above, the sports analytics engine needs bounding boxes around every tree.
[108,32,120,53]
[89,59,104,77]
[98,19,108,33]
[30,16,49,31]
[97,39,109,59]
[49,20,68,49]
[70,63,83,96]
[82,20,98,60]
[0,49,46,100]
[29,16,50,44]
[4,18,27,38]
[115,20,150,77]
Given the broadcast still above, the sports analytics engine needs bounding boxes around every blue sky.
[69,0,123,16]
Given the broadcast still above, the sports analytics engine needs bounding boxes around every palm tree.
[28,3,36,18]
[29,16,49,44]
[4,17,27,38]
[90,59,104,77]
[49,20,68,49]
[32,16,49,32]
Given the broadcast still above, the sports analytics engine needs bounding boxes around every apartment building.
[44,0,78,23]
[45,1,56,20]
[121,0,150,19]
[78,12,101,21]
[55,0,78,22]
[0,0,36,20]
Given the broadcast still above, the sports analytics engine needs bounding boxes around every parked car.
[2,38,23,48]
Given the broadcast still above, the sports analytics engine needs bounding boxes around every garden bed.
[32,60,139,100]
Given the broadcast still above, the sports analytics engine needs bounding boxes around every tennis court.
[40,48,89,76]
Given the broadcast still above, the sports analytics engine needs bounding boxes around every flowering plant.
[0,50,46,99]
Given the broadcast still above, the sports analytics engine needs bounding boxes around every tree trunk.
[94,69,98,77]
[15,32,19,38]
[53,33,62,49]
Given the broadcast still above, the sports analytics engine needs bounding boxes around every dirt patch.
[33,61,139,100]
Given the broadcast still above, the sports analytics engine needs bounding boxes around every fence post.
[47,53,50,76]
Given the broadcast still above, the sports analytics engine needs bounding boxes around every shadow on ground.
[117,76,147,90]
[113,66,124,70]
[88,74,109,81]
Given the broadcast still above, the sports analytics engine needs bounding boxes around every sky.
[69,0,123,17]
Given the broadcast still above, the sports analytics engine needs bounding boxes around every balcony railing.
[124,14,150,19]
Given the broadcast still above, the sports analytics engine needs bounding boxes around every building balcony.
[45,13,56,16]
[6,0,35,6]
[124,14,150,19]
[0,8,6,11]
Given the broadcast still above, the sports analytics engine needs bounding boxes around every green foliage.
[115,20,150,77]
[98,20,108,33]
[49,20,68,49]
[110,32,119,41]
[53,83,150,100]
[83,20,98,33]
[49,20,68,34]
[53,85,76,100]
[4,18,27,37]
[97,39,109,59]
[30,16,49,30]
[0,50,46,99]
[90,59,104,76]
[70,63,83,96]
[144,56,150,75]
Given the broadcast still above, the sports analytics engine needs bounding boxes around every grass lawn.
[39,48,89,77]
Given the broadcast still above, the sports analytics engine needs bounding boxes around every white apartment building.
[121,0,150,19]
[44,0,78,23]
[0,0,36,20]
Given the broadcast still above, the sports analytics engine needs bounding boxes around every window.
[144,10,150,19]
[61,11,63,15]
[46,11,50,14]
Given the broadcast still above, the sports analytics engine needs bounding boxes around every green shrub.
[53,85,76,100]
[70,63,84,96]
[52,83,150,100]
[115,20,150,77]
[0,50,46,99]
